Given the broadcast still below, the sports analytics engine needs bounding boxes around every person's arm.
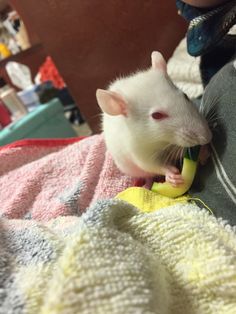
[181,0,230,8]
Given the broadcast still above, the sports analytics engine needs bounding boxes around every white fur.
[98,53,212,178]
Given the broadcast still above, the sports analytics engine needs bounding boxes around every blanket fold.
[0,135,133,220]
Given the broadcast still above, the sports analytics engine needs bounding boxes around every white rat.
[96,51,212,186]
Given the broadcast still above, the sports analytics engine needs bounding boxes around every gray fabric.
[190,60,236,226]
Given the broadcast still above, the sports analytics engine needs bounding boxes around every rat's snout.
[190,128,212,146]
[181,100,212,146]
[178,125,212,147]
[200,128,212,145]
[198,124,212,145]
[197,134,211,145]
[185,112,213,146]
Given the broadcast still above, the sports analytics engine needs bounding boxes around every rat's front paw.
[165,166,184,187]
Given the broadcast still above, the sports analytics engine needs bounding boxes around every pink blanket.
[0,134,134,220]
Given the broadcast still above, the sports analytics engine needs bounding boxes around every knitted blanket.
[0,134,133,220]
[1,199,236,313]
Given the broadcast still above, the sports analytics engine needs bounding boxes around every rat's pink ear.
[96,89,128,116]
[151,51,167,73]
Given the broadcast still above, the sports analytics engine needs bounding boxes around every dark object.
[176,0,236,56]
[36,81,85,125]
[35,81,58,104]
[0,77,7,88]
[185,146,200,162]
[0,100,12,127]
[13,18,21,32]
[65,105,85,125]
[200,36,236,86]
[57,88,75,107]
[176,0,236,85]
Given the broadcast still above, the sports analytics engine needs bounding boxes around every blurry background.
[0,0,187,145]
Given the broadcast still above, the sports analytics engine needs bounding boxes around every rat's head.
[96,51,212,148]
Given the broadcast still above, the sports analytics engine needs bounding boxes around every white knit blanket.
[167,38,203,98]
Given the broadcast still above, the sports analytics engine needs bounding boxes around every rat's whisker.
[160,145,174,165]
[202,90,229,116]
[204,89,221,104]
[206,111,223,125]
[201,90,220,115]
[202,96,218,116]
[150,142,171,162]
[207,114,223,123]
[166,147,175,164]
[205,105,217,116]
[177,146,184,162]
[200,91,212,114]
[162,145,183,166]
[206,110,218,121]
[174,146,183,164]
[170,146,179,162]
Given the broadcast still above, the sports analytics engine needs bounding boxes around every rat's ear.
[96,89,128,116]
[151,51,167,73]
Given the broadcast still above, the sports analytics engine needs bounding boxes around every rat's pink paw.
[165,166,184,187]
[199,144,211,165]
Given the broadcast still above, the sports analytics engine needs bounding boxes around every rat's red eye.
[151,111,169,120]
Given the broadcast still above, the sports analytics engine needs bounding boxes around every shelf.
[0,42,43,66]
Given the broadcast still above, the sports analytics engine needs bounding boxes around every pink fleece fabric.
[0,134,134,221]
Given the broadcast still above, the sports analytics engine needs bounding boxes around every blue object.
[0,98,77,146]
[176,0,236,56]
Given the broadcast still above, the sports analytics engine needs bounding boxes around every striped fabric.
[190,60,236,225]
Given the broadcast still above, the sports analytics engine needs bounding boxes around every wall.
[10,0,187,133]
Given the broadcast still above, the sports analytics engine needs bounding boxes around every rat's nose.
[198,127,212,145]
[184,128,212,146]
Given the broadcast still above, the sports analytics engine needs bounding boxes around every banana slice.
[151,146,200,198]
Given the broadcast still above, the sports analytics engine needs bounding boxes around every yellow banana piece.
[151,146,200,198]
